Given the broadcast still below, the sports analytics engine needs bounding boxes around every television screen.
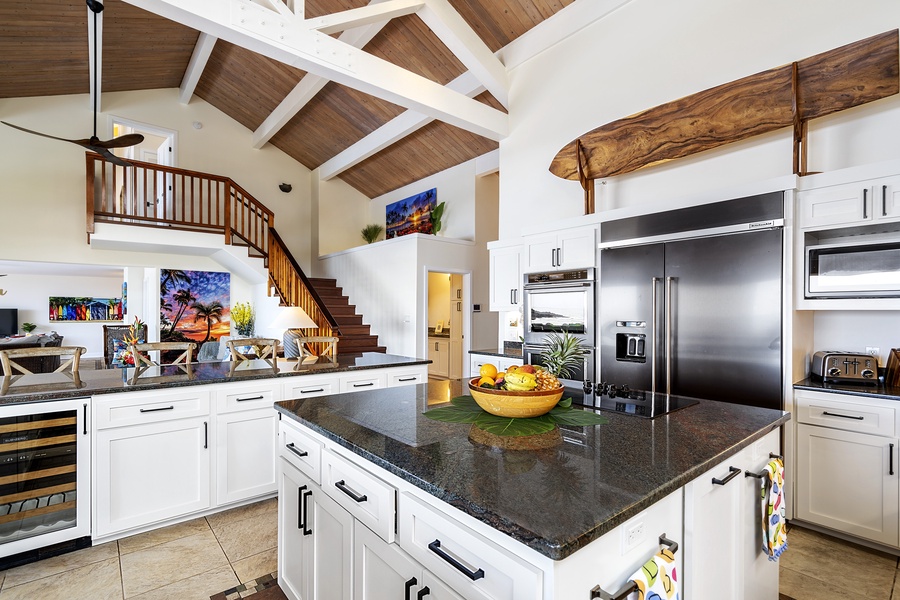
[0,309,18,337]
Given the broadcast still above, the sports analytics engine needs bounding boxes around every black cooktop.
[568,383,700,418]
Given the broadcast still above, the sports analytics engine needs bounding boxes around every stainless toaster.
[811,351,878,382]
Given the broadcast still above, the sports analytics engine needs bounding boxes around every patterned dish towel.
[627,547,679,600]
[761,457,788,561]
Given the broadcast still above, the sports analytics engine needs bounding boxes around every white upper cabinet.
[799,174,900,230]
[488,243,523,312]
[524,226,596,273]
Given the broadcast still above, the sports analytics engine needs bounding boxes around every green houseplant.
[21,322,37,334]
[361,224,384,244]
[430,201,446,234]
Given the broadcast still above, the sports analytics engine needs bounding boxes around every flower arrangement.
[114,316,145,367]
[232,302,254,337]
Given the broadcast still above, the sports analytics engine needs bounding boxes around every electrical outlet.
[623,521,646,552]
[866,346,881,357]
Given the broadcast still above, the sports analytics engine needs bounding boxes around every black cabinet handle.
[139,405,174,413]
[404,577,418,600]
[427,539,485,581]
[398,377,417,382]
[236,395,264,402]
[352,382,375,388]
[823,411,864,420]
[884,185,889,217]
[301,489,312,535]
[83,403,88,435]
[300,388,325,394]
[712,466,741,486]
[863,188,869,219]
[335,480,367,503]
[203,421,208,449]
[417,587,431,600]
[286,442,309,458]
[888,444,894,475]
[297,485,307,530]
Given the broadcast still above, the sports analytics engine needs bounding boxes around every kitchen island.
[275,379,790,600]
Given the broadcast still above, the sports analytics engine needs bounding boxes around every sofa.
[0,333,64,375]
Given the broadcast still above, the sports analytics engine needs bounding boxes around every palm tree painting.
[385,188,436,239]
[160,270,230,343]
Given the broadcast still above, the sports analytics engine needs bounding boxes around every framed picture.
[386,188,437,239]
[160,269,231,344]
[49,297,123,321]
[435,320,444,334]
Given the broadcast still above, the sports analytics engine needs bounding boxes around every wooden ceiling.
[0,0,575,198]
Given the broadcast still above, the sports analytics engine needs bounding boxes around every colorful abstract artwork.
[160,270,230,343]
[386,188,437,239]
[49,297,124,322]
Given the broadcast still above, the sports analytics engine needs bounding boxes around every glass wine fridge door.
[0,399,90,556]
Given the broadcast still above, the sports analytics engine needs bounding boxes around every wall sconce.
[279,183,292,193]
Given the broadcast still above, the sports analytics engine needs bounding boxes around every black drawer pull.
[334,480,367,503]
[822,411,864,420]
[83,403,88,435]
[417,587,431,600]
[236,395,265,402]
[301,489,312,536]
[300,388,325,394]
[863,188,869,219]
[398,377,417,382]
[404,577,417,600]
[891,443,895,476]
[203,421,208,449]
[297,485,307,530]
[352,382,375,388]
[712,466,741,486]
[427,539,485,581]
[884,185,889,217]
[286,443,309,458]
[139,405,175,413]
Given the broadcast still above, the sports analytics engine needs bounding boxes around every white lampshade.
[271,306,319,330]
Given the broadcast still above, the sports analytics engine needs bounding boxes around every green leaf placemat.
[425,395,608,437]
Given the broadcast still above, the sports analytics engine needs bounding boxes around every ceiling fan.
[1,0,143,167]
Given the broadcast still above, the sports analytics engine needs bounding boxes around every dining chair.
[0,346,86,376]
[130,342,196,368]
[227,338,279,368]
[295,336,339,361]
[103,323,147,367]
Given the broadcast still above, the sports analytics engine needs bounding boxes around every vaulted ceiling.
[0,0,576,198]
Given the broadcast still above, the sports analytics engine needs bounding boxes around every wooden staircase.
[308,278,385,353]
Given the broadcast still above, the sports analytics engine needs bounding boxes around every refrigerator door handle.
[651,277,661,393]
[665,276,675,395]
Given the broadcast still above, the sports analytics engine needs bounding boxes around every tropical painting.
[385,188,436,239]
[160,269,230,344]
[49,297,123,321]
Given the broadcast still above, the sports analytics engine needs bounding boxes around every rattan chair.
[130,342,196,367]
[0,346,86,375]
[226,338,279,368]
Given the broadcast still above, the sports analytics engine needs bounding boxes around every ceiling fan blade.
[90,148,134,168]
[1,121,89,145]
[93,134,145,149]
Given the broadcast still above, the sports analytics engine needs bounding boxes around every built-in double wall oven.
[522,268,596,386]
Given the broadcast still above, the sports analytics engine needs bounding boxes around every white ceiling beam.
[252,0,393,148]
[123,0,508,141]
[87,6,103,114]
[318,71,485,180]
[417,0,508,108]
[306,0,423,35]
[179,32,218,104]
[475,149,499,176]
[258,0,297,18]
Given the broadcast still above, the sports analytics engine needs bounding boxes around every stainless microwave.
[807,238,900,298]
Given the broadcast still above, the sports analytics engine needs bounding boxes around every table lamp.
[271,306,318,359]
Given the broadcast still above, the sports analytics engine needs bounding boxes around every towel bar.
[589,535,678,600]
[745,453,783,479]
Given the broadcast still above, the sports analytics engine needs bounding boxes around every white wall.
[315,173,373,257]
[813,311,900,368]
[500,0,900,238]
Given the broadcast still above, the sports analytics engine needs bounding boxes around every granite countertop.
[275,380,789,561]
[469,346,523,359]
[794,377,900,401]
[0,352,429,405]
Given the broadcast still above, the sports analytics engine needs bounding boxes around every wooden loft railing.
[85,153,339,348]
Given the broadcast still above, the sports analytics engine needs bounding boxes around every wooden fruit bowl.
[468,378,564,418]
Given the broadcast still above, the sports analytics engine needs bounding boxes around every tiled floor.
[0,507,896,600]
[0,498,277,600]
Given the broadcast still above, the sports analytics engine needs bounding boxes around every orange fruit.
[506,365,519,373]
[478,376,495,387]
[496,371,505,380]
[479,363,498,379]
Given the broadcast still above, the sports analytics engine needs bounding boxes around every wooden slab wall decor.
[551,29,899,188]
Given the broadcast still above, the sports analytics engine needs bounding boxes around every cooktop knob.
[861,369,875,379]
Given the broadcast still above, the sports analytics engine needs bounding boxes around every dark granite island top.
[0,352,429,405]
[794,377,900,401]
[275,379,789,560]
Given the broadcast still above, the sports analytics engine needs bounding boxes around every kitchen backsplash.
[813,310,900,367]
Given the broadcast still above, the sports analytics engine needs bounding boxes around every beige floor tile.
[2,541,119,588]
[118,517,211,555]
[206,498,277,531]
[0,556,122,600]
[127,564,239,600]
[212,510,277,564]
[231,547,277,583]
[120,529,229,598]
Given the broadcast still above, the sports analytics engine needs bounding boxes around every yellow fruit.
[505,371,537,391]
[478,376,495,387]
[506,365,519,373]
[496,371,505,380]
[479,363,498,379]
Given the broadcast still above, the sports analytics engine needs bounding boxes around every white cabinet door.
[94,417,211,538]
[524,227,597,273]
[310,475,354,600]
[428,338,449,378]
[525,234,558,272]
[796,423,900,546]
[216,406,278,505]
[799,175,900,230]
[489,245,522,311]
[279,459,314,600]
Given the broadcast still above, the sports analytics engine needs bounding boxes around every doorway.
[426,271,468,380]
[110,117,176,218]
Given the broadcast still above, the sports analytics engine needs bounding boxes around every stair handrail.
[269,228,341,335]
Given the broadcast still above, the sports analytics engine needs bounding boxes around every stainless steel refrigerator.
[598,192,784,411]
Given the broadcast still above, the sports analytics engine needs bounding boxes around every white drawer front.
[322,448,396,542]
[398,493,542,600]
[339,372,387,393]
[796,391,895,436]
[283,376,340,400]
[95,390,210,429]
[388,369,426,387]
[216,384,278,414]
[280,423,323,485]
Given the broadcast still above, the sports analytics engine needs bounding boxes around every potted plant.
[360,224,384,244]
[430,201,446,235]
[21,322,37,335]
[232,302,255,337]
